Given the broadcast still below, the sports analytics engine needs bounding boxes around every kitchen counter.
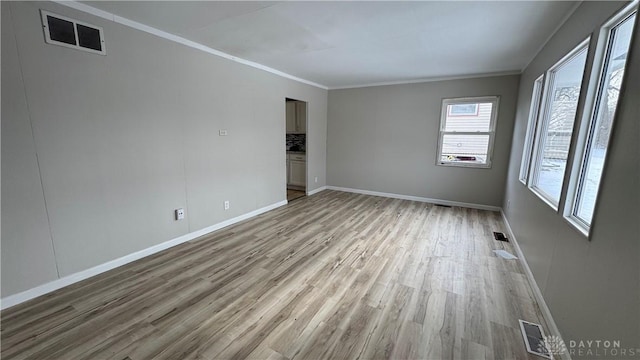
[286,151,306,155]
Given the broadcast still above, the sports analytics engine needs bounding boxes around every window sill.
[529,186,591,239]
[563,215,590,238]
[529,186,559,212]
[437,161,492,169]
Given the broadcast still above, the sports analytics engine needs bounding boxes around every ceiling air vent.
[40,10,105,55]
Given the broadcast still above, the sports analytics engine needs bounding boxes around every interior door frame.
[284,97,309,195]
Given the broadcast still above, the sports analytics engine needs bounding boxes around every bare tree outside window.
[531,43,589,205]
[573,12,636,225]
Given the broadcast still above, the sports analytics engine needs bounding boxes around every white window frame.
[564,3,638,236]
[519,75,545,184]
[436,96,500,169]
[40,10,106,55]
[528,39,590,210]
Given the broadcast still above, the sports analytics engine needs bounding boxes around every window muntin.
[571,12,636,226]
[530,42,589,206]
[437,97,499,168]
[519,75,545,184]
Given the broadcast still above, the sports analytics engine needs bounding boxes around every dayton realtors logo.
[568,339,638,358]
[538,335,567,356]
[538,336,639,358]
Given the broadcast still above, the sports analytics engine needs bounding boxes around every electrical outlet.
[314,176,318,183]
[507,200,511,209]
[175,208,185,220]
[224,200,230,210]
[219,129,228,136]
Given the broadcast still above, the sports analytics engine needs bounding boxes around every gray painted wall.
[327,76,520,207]
[1,4,60,295]
[1,1,327,297]
[4,2,638,351]
[503,1,639,353]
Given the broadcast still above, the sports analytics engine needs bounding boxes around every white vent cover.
[519,319,553,359]
[40,10,105,55]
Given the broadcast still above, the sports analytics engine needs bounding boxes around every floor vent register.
[519,319,554,359]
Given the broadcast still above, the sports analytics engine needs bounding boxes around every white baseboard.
[500,210,571,360]
[306,186,327,196]
[1,200,287,310]
[326,186,501,211]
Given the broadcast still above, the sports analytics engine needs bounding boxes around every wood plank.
[0,190,549,359]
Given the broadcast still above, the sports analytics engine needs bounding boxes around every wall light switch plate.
[219,129,228,136]
[175,208,185,220]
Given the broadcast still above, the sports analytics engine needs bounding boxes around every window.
[518,2,637,237]
[568,10,636,229]
[529,40,589,207]
[519,75,545,184]
[41,10,106,55]
[437,96,499,168]
[448,104,479,116]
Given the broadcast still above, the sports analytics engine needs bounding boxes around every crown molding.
[51,0,329,90]
[329,70,522,90]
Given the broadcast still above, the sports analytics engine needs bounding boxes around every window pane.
[534,46,588,203]
[575,13,635,224]
[444,102,493,132]
[438,97,498,168]
[520,76,544,183]
[441,134,490,163]
[449,104,478,115]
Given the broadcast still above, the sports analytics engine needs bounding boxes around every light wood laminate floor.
[1,191,548,360]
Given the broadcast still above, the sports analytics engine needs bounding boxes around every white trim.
[326,186,500,211]
[53,0,116,21]
[51,0,328,90]
[306,186,327,196]
[562,215,589,238]
[563,4,638,238]
[528,38,591,212]
[329,71,521,91]
[529,186,560,212]
[500,210,571,360]
[0,200,287,310]
[436,96,500,169]
[48,2,526,92]
[519,74,545,185]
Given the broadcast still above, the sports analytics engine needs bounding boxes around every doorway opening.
[285,98,307,202]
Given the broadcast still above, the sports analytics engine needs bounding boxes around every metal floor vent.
[493,231,508,242]
[519,320,552,359]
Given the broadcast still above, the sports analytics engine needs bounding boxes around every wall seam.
[9,3,61,279]
[180,115,191,234]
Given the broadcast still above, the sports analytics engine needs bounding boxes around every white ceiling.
[83,1,579,89]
